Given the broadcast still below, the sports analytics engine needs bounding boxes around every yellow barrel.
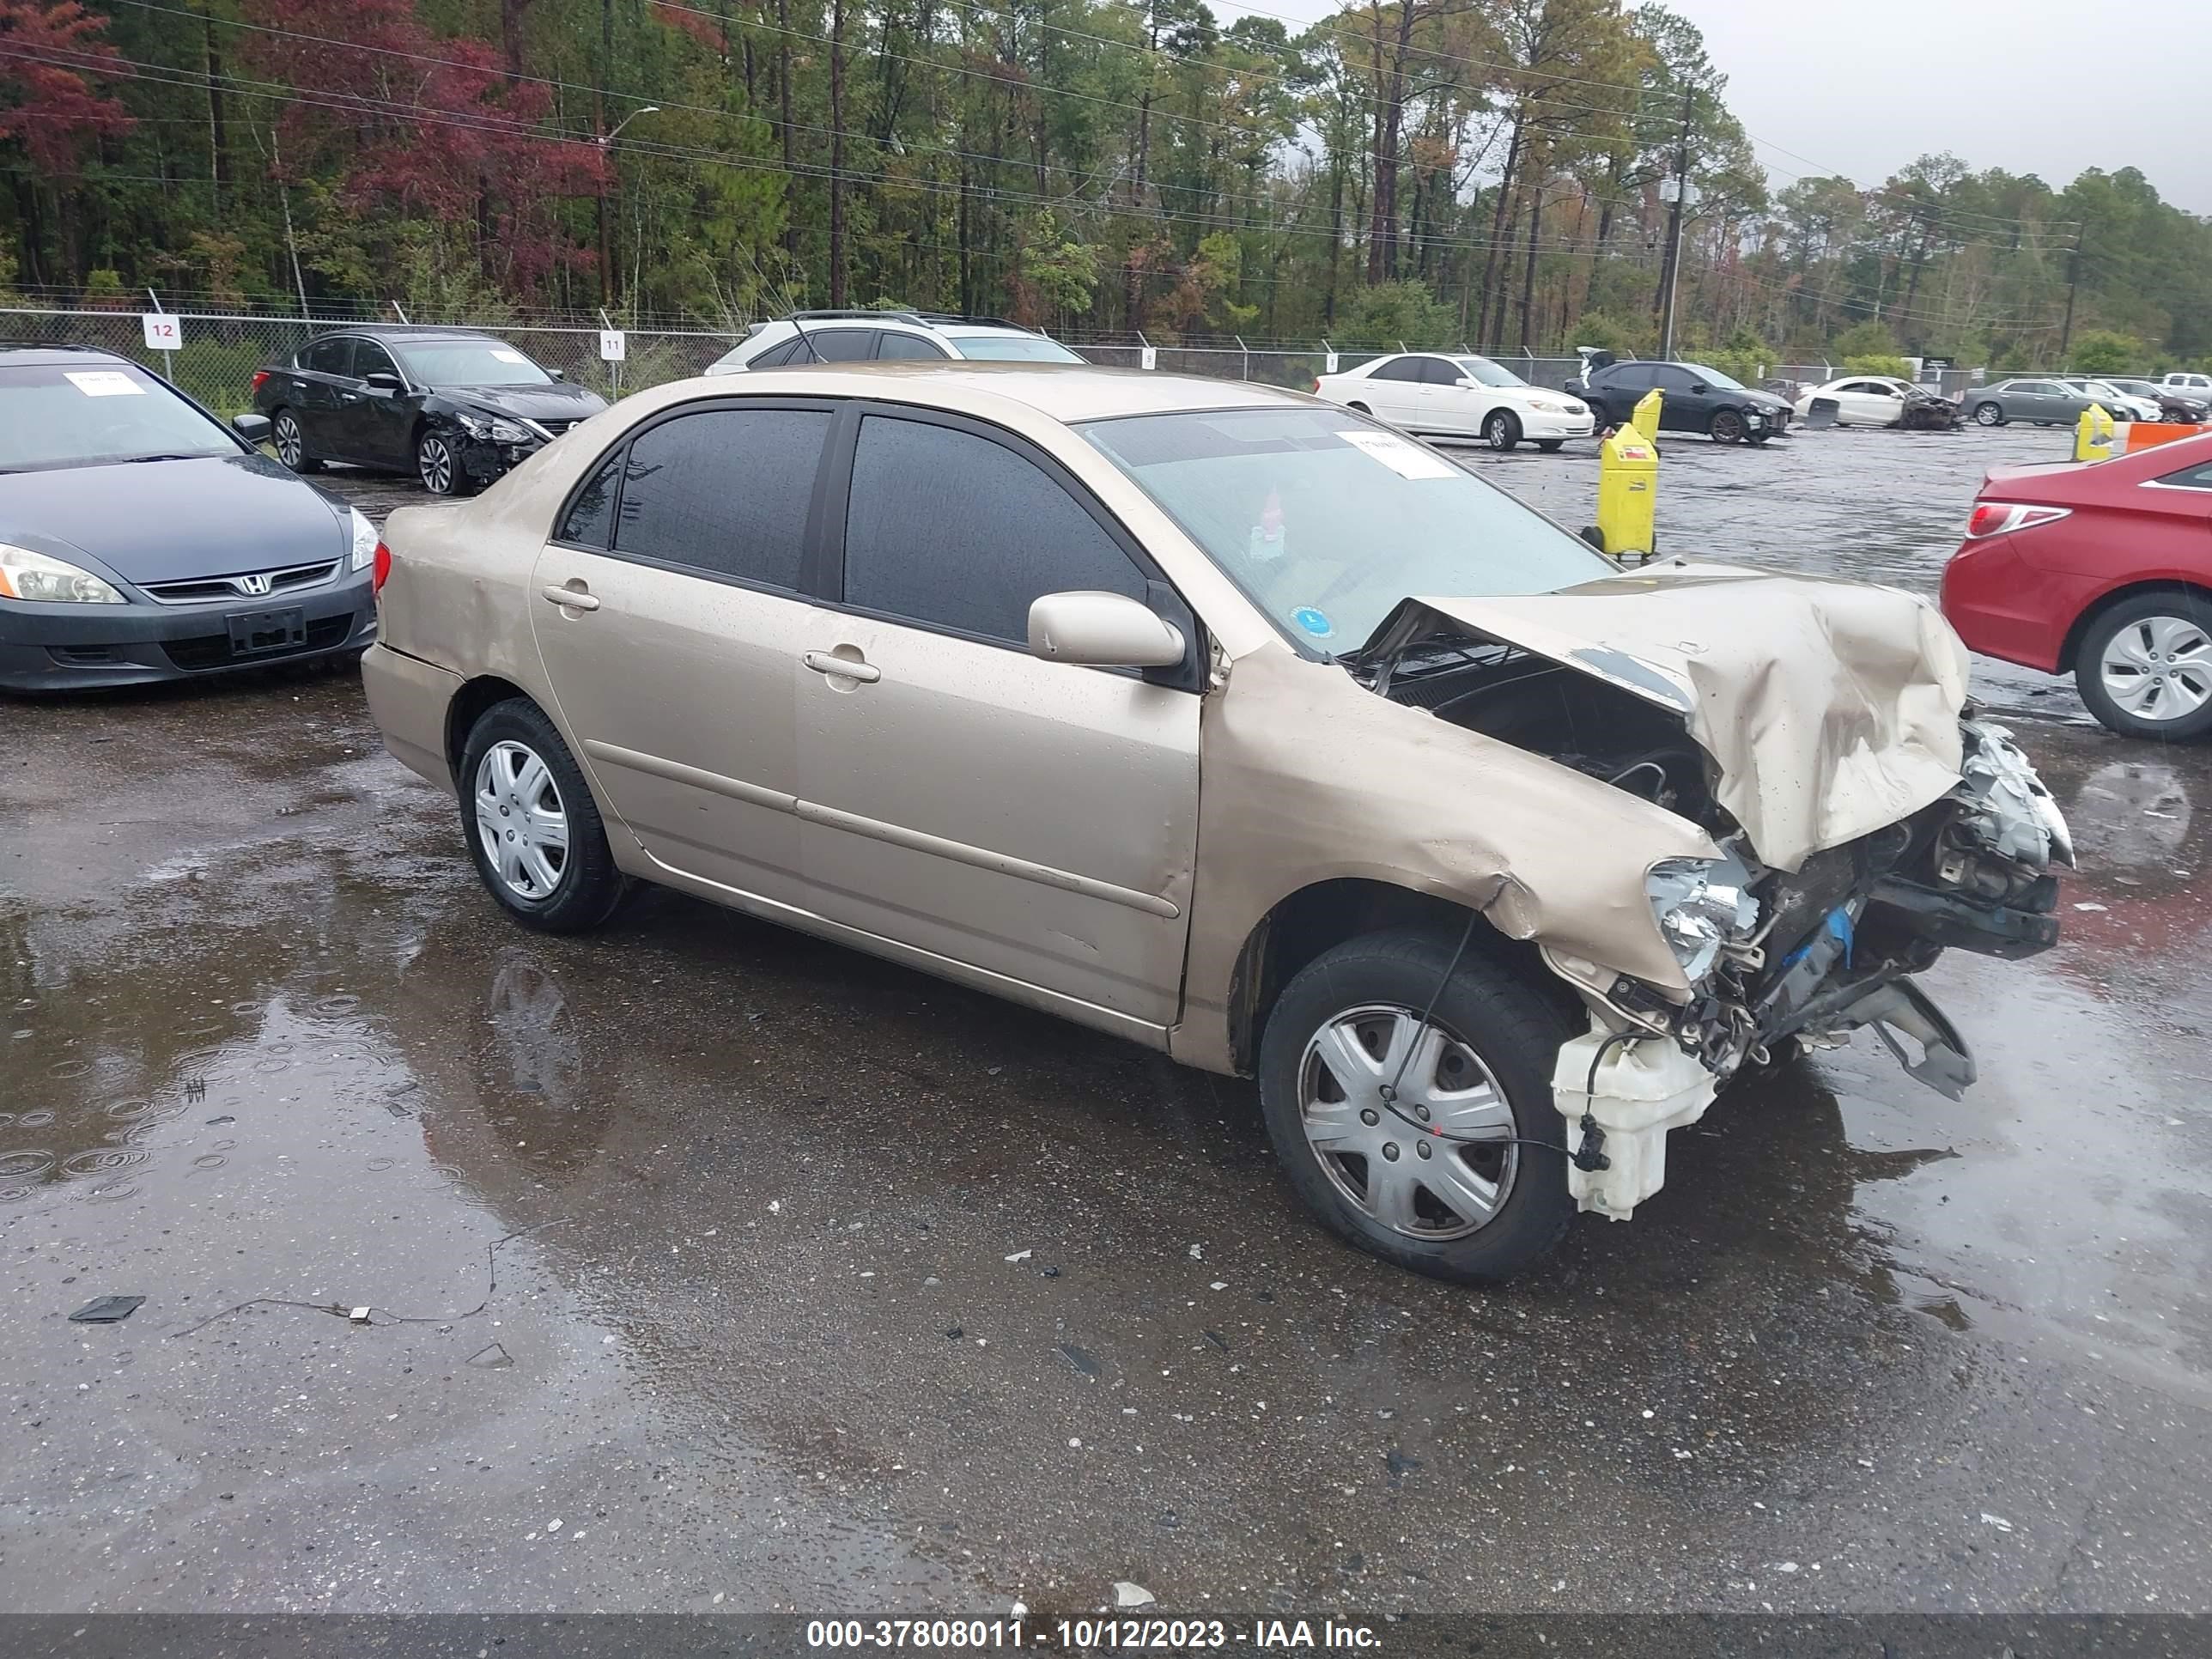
[2075,403,2116,462]
[1630,386,1664,441]
[1595,425,1660,558]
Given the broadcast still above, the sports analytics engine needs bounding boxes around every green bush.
[1339,281,1458,350]
[1843,353,1915,379]
[2068,329,2145,375]
[1829,319,1899,360]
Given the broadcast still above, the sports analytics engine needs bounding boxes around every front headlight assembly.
[459,414,531,444]
[1645,853,1759,982]
[347,507,379,572]
[0,543,126,605]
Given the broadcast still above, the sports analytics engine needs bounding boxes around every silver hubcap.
[1298,1004,1520,1241]
[2101,614,2212,722]
[1977,404,2001,424]
[474,741,569,899]
[420,437,453,493]
[1487,416,1510,445]
[276,416,301,465]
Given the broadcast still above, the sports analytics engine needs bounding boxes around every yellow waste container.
[1594,425,1660,559]
[2075,403,2116,462]
[1630,386,1664,441]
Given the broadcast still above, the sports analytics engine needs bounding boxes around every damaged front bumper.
[1552,718,2070,1218]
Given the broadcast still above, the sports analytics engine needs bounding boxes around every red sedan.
[1942,430,2212,738]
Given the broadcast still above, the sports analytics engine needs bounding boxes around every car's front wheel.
[1483,410,1522,450]
[2076,592,2212,740]
[459,699,629,932]
[1710,408,1747,444]
[271,410,321,473]
[1258,927,1574,1284]
[416,429,475,497]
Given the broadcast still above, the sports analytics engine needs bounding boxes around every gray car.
[1964,378,2103,428]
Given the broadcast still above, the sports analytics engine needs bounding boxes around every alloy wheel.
[275,414,304,468]
[1973,403,2003,425]
[473,740,571,900]
[1297,1003,1520,1241]
[418,434,455,495]
[2100,613,2212,724]
[1711,410,1745,443]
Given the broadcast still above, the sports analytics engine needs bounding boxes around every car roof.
[0,343,135,368]
[316,326,502,343]
[690,361,1301,422]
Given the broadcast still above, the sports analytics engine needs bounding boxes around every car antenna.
[788,312,823,364]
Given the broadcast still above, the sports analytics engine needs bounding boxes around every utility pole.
[2058,225,2083,362]
[1656,84,1694,359]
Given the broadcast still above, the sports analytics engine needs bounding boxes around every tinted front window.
[1418,357,1462,386]
[842,416,1146,643]
[0,362,239,471]
[353,340,399,381]
[1082,406,1613,650]
[1677,363,1746,390]
[1452,356,1528,387]
[559,451,624,547]
[943,333,1085,362]
[614,407,831,589]
[394,340,553,387]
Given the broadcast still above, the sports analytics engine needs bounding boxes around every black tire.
[1745,430,1771,447]
[1535,439,1565,453]
[2074,591,2212,741]
[1483,409,1522,451]
[416,428,475,497]
[458,698,629,933]
[271,410,322,473]
[1257,927,1575,1284]
[1709,408,1747,444]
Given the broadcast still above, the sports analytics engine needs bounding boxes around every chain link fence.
[4,304,2003,410]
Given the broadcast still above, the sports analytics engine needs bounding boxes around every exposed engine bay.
[1348,604,2073,1218]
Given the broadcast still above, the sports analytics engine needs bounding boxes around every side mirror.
[363,371,403,392]
[230,411,272,443]
[548,368,567,382]
[1028,590,1185,670]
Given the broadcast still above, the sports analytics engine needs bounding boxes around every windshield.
[1680,362,1746,391]
[947,333,1085,363]
[1081,406,1613,651]
[0,362,238,472]
[1451,356,1528,388]
[394,340,553,387]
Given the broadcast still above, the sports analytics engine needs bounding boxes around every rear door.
[1358,357,1425,423]
[289,336,355,454]
[791,407,1200,1028]
[528,398,837,910]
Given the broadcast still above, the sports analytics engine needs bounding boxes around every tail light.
[371,540,392,593]
[1965,501,2071,539]
[1311,378,1322,392]
[250,369,269,395]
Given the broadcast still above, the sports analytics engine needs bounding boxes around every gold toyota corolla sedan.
[362,364,2071,1282]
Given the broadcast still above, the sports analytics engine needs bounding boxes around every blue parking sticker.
[1291,607,1334,640]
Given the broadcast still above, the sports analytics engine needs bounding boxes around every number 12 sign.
[141,313,181,352]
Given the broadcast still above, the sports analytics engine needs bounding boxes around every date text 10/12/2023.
[805,1618,1385,1650]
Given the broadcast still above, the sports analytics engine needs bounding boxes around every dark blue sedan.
[0,343,378,692]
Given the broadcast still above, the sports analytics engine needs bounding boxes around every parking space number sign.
[141,313,180,351]
[599,330,627,362]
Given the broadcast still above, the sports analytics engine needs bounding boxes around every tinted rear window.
[614,407,831,589]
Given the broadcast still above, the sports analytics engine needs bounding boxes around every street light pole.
[1656,85,1694,360]
[596,106,659,309]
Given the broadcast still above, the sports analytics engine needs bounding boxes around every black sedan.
[250,326,608,496]
[1565,355,1795,445]
[0,344,377,694]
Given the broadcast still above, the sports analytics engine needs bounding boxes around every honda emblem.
[236,572,273,597]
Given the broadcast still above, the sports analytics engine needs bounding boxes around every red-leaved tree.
[243,0,605,293]
[0,0,134,173]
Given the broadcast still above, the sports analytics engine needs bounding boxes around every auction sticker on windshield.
[1338,428,1456,479]
[64,371,147,398]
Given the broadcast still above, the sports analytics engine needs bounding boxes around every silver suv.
[706,310,1086,374]
[362,365,2069,1284]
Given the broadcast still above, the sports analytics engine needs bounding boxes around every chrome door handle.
[540,583,599,611]
[804,650,879,684]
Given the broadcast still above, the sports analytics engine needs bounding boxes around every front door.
[794,410,1200,1029]
[528,401,836,911]
[344,338,416,467]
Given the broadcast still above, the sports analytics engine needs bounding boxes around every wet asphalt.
[4,421,2210,1619]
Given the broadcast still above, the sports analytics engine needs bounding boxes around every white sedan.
[1314,352,1596,451]
[1790,375,1927,427]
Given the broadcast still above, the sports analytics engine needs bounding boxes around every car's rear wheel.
[1972,402,2005,426]
[459,699,629,932]
[1710,408,1747,444]
[1347,401,1371,416]
[1483,410,1522,450]
[271,410,321,473]
[2076,592,2212,740]
[1257,927,1574,1284]
[416,429,475,497]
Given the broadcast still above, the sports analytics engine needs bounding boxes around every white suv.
[706,311,1087,374]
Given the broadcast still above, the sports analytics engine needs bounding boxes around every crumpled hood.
[440,383,607,424]
[1395,562,1972,872]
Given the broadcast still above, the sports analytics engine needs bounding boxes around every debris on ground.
[465,1342,514,1369]
[68,1295,144,1324]
[1005,1249,1032,1263]
[1981,1512,2015,1533]
[1114,1581,1156,1608]
[1059,1344,1101,1378]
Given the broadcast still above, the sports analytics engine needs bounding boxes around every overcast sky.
[1218,0,2212,215]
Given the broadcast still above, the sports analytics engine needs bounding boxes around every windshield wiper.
[120,453,209,464]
